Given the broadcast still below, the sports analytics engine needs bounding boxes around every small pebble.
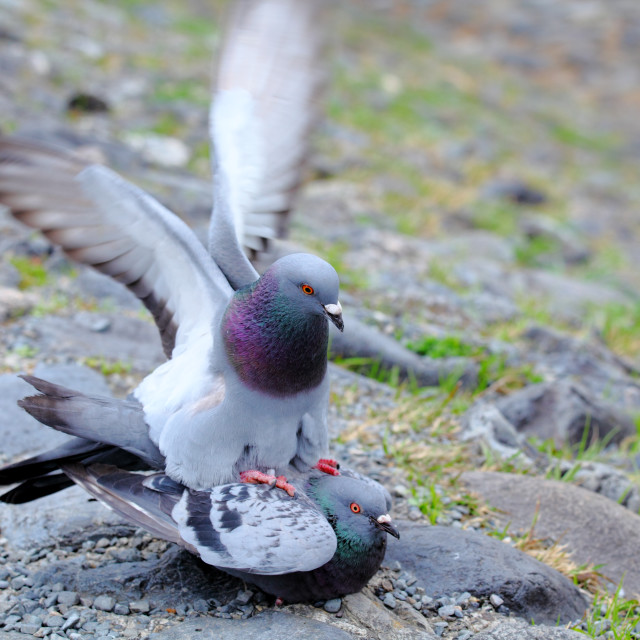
[93,595,116,612]
[62,612,81,631]
[114,603,130,615]
[383,593,396,609]
[438,604,457,618]
[44,594,58,608]
[20,623,41,634]
[323,598,341,613]
[381,579,393,592]
[191,599,208,613]
[489,593,504,608]
[11,576,28,590]
[433,621,449,637]
[457,631,473,640]
[45,614,64,627]
[129,599,150,614]
[235,590,253,606]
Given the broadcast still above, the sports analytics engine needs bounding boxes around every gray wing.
[209,0,325,288]
[63,464,336,574]
[61,464,184,546]
[173,483,337,574]
[0,137,233,357]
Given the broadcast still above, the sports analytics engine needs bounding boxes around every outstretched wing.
[0,137,233,358]
[173,482,336,574]
[209,0,325,288]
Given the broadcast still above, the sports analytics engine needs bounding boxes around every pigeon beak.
[372,513,400,539]
[324,301,344,332]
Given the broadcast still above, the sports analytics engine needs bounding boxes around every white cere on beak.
[377,514,392,524]
[324,301,342,317]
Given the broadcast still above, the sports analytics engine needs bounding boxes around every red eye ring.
[301,284,314,295]
[350,502,361,514]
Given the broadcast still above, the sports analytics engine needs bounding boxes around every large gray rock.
[473,618,584,639]
[342,591,434,639]
[75,268,143,310]
[0,486,124,549]
[0,374,70,461]
[329,313,478,389]
[383,522,587,624]
[521,325,640,410]
[460,471,640,598]
[495,380,637,447]
[150,612,356,640]
[25,313,164,371]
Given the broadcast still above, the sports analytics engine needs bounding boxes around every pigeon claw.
[239,470,296,497]
[240,470,276,487]
[314,458,340,476]
[275,475,296,497]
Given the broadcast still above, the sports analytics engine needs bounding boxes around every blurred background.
[2,0,640,631]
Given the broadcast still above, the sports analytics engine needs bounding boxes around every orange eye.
[301,284,314,295]
[350,502,361,514]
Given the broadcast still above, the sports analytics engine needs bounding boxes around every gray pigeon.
[60,464,399,603]
[0,0,341,490]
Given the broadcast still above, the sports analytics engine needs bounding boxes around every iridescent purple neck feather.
[222,270,329,397]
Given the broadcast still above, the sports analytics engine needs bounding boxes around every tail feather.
[0,473,75,504]
[17,375,164,468]
[0,440,153,503]
[0,438,107,484]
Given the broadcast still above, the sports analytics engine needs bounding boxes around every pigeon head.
[222,253,342,397]
[268,253,343,331]
[309,474,400,555]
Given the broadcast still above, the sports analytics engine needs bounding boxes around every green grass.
[587,301,640,359]
[9,256,49,289]
[83,357,132,377]
[152,78,209,105]
[515,235,564,268]
[550,123,621,154]
[572,582,640,639]
[407,335,481,359]
[9,344,38,358]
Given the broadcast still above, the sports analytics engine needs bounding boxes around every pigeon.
[0,0,341,491]
[60,463,399,603]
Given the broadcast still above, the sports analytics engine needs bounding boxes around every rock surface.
[383,522,587,625]
[460,472,640,598]
[149,612,358,640]
[2,0,640,637]
[473,618,585,639]
[0,363,112,462]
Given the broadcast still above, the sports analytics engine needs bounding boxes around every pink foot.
[239,470,296,497]
[314,458,340,476]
